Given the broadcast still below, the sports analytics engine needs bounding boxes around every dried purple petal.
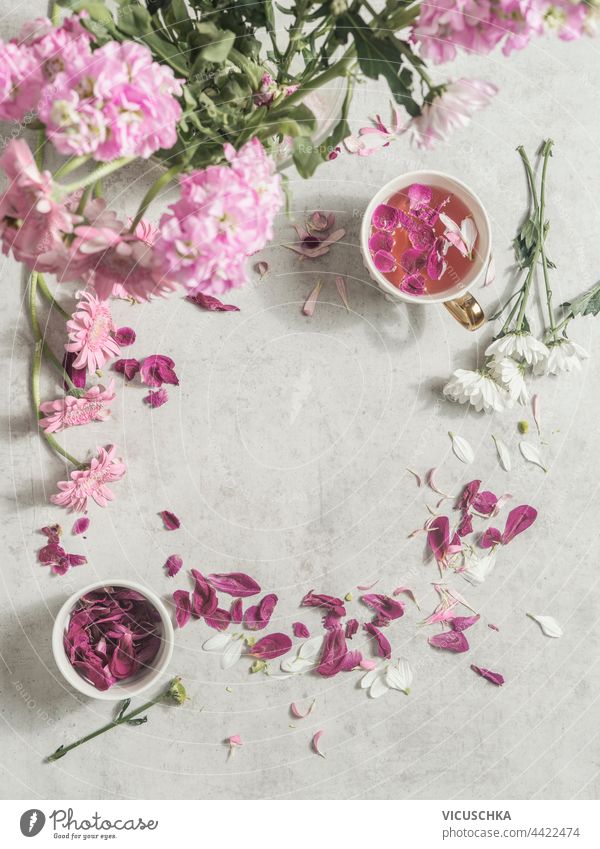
[345,618,359,639]
[160,510,180,531]
[187,292,240,312]
[428,631,470,653]
[165,554,183,577]
[471,664,504,686]
[292,621,310,639]
[231,599,243,624]
[206,572,261,597]
[364,622,391,659]
[243,593,278,631]
[248,633,292,660]
[302,590,346,618]
[204,607,232,631]
[114,327,136,346]
[144,388,168,408]
[191,569,218,618]
[316,625,361,676]
[71,517,89,536]
[113,358,140,381]
[361,593,404,627]
[450,614,480,632]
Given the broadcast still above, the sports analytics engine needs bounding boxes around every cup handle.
[444,292,485,331]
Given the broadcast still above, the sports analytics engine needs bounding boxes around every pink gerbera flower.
[50,444,126,513]
[65,291,121,371]
[39,382,116,433]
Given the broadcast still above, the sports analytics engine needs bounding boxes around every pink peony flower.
[50,444,126,512]
[0,41,44,120]
[65,291,121,371]
[0,140,74,270]
[409,79,498,150]
[39,382,116,432]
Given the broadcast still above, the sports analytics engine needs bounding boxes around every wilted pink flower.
[206,572,261,597]
[114,358,140,381]
[0,41,44,120]
[409,79,498,150]
[165,554,183,577]
[428,631,470,653]
[144,388,169,408]
[361,593,405,627]
[364,622,391,659]
[292,621,310,639]
[65,291,120,372]
[39,382,116,432]
[51,445,126,512]
[38,541,87,575]
[140,355,179,388]
[471,664,504,686]
[248,633,292,660]
[244,594,278,631]
[316,625,362,677]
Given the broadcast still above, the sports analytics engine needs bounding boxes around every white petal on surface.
[360,668,380,689]
[519,441,547,472]
[298,636,324,660]
[222,637,244,669]
[203,633,233,652]
[369,675,389,699]
[280,657,314,674]
[449,432,474,464]
[483,254,496,287]
[462,550,498,585]
[492,435,511,471]
[386,658,412,693]
[528,613,563,638]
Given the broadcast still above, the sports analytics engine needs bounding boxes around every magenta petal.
[426,239,446,280]
[62,351,86,390]
[372,203,399,232]
[292,621,310,639]
[249,633,292,660]
[427,516,450,562]
[316,626,351,677]
[407,183,433,209]
[187,292,240,312]
[472,491,498,516]
[204,607,232,631]
[400,247,427,274]
[480,527,502,549]
[450,614,480,633]
[459,480,481,511]
[144,388,169,408]
[501,505,537,544]
[368,231,394,254]
[457,513,473,537]
[231,599,243,624]
[302,590,346,618]
[113,358,140,381]
[243,593,278,631]
[339,649,362,671]
[71,517,90,536]
[114,326,136,346]
[401,272,426,295]
[191,569,218,618]
[140,355,179,388]
[165,554,183,577]
[109,633,137,679]
[471,664,504,686]
[345,618,359,639]
[173,590,191,628]
[160,510,180,531]
[373,249,397,273]
[41,524,61,542]
[39,542,65,564]
[364,622,391,659]
[206,572,261,597]
[428,631,470,653]
[361,593,404,626]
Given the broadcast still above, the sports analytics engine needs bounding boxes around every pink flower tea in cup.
[369,183,479,297]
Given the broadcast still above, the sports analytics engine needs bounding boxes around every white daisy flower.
[533,338,590,375]
[489,357,529,405]
[485,332,549,367]
[443,368,507,413]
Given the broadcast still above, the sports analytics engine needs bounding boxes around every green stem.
[277,46,356,110]
[59,157,135,196]
[47,697,162,762]
[129,165,181,232]
[500,287,525,335]
[538,140,557,339]
[36,273,70,320]
[515,245,540,331]
[53,155,91,181]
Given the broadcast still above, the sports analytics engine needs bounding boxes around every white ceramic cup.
[52,579,175,702]
[360,170,491,330]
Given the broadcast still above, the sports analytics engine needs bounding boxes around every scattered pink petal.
[532,394,541,436]
[364,623,391,659]
[491,493,513,518]
[254,260,269,277]
[187,292,239,312]
[248,633,292,660]
[361,593,404,626]
[457,512,473,537]
[113,358,140,381]
[71,517,89,536]
[426,468,454,498]
[345,618,359,639]
[140,355,178,388]
[488,623,500,632]
[427,516,461,566]
[204,607,232,631]
[144,388,169,408]
[360,658,377,670]
[173,590,191,628]
[312,730,326,758]
[357,578,379,591]
[316,625,361,676]
[335,275,350,311]
[207,572,261,597]
[114,327,136,346]
[41,524,61,542]
[428,631,470,653]
[160,510,180,531]
[244,593,278,630]
[290,700,315,719]
[190,569,218,618]
[225,734,243,758]
[302,279,322,316]
[501,505,537,545]
[302,590,346,618]
[165,554,183,577]
[450,614,480,632]
[292,621,310,639]
[480,526,502,548]
[392,587,419,608]
[231,599,243,624]
[471,664,504,686]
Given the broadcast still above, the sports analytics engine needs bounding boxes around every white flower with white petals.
[485,332,549,367]
[443,368,507,413]
[533,338,589,375]
[489,357,529,405]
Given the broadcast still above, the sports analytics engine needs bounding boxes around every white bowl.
[360,170,492,304]
[52,579,174,702]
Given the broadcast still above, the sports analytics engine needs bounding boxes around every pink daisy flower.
[65,291,121,371]
[39,381,116,433]
[50,444,126,513]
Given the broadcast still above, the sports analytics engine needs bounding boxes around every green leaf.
[292,136,324,179]
[59,0,116,27]
[126,716,148,726]
[561,282,600,319]
[115,698,131,721]
[190,23,235,64]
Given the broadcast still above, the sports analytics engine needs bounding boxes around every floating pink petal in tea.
[400,247,427,274]
[471,664,504,686]
[312,730,326,758]
[428,631,470,653]
[187,292,240,312]
[364,623,391,659]
[401,272,425,295]
[373,250,397,273]
[369,231,394,254]
[407,183,433,209]
[114,327,136,346]
[160,510,180,530]
[372,203,399,232]
[71,517,89,536]
[164,554,183,577]
[292,621,310,639]
[207,572,261,597]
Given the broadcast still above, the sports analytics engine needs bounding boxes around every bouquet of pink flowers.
[0,0,596,514]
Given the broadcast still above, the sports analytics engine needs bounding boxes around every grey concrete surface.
[1,5,600,800]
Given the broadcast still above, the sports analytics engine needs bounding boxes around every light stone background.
[2,4,600,801]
